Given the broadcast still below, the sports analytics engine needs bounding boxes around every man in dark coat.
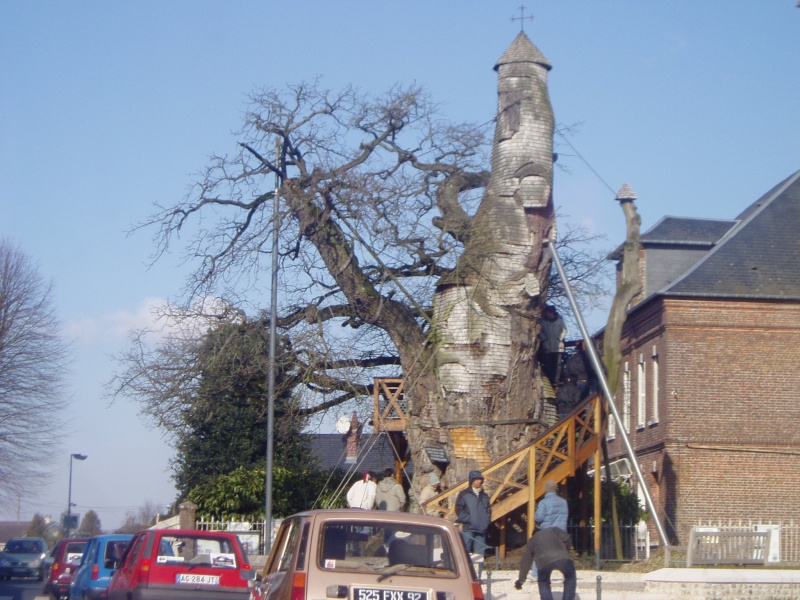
[455,470,492,556]
[515,527,576,600]
[538,305,567,386]
[555,374,582,420]
[564,340,594,400]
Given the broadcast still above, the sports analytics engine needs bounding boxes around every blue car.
[69,534,132,600]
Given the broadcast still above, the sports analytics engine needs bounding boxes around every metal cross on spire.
[511,5,534,32]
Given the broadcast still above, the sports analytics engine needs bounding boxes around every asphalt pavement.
[0,577,48,600]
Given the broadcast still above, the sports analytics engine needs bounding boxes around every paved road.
[0,577,46,600]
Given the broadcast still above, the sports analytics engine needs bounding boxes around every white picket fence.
[195,517,282,555]
[694,519,800,564]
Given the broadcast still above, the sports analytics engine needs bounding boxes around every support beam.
[545,239,669,547]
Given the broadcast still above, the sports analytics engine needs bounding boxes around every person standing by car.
[455,470,491,556]
[375,468,407,511]
[346,471,377,509]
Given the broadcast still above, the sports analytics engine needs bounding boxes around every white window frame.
[622,362,631,433]
[608,399,616,441]
[637,353,646,429]
[650,346,659,425]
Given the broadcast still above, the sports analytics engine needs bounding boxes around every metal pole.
[66,456,74,539]
[545,240,669,546]
[264,140,280,554]
[65,453,86,539]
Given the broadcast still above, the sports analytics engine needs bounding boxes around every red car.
[43,538,88,600]
[106,529,251,600]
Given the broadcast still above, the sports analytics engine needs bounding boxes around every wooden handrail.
[422,394,602,539]
[371,376,603,547]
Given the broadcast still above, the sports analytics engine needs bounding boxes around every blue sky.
[1,1,798,529]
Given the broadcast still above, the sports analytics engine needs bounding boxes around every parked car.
[0,537,48,580]
[43,538,88,599]
[70,534,132,600]
[248,509,485,600]
[106,529,251,600]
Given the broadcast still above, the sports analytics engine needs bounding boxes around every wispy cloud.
[64,297,171,346]
[64,296,240,347]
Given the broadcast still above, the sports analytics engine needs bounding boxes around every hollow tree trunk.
[410,32,557,487]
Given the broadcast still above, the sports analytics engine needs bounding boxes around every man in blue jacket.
[455,470,492,556]
[536,479,568,529]
[530,479,569,580]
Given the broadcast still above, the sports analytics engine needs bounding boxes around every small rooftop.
[494,31,551,71]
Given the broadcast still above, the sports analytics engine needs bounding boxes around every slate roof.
[662,169,800,299]
[607,215,737,260]
[306,433,414,477]
[643,216,737,246]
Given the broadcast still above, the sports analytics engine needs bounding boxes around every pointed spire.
[494,31,551,72]
[616,183,638,202]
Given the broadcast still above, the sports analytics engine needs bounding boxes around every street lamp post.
[65,453,87,538]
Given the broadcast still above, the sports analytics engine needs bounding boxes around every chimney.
[345,412,361,464]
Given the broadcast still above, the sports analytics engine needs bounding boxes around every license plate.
[176,573,220,585]
[352,588,429,600]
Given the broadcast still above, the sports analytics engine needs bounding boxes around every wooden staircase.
[421,394,602,550]
[372,378,605,556]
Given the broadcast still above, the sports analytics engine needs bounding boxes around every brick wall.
[605,297,800,544]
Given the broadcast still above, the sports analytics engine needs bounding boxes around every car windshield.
[318,521,457,578]
[6,540,43,554]
[155,535,238,568]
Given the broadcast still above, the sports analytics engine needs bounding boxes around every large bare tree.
[127,33,607,492]
[0,240,70,505]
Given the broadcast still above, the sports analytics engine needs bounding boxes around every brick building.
[603,169,800,545]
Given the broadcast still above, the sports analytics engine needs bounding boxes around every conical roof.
[494,31,551,72]
[616,183,638,201]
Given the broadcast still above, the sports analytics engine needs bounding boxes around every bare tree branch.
[0,240,71,503]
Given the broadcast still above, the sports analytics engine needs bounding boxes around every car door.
[107,531,149,599]
[253,518,306,600]
[71,538,97,597]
